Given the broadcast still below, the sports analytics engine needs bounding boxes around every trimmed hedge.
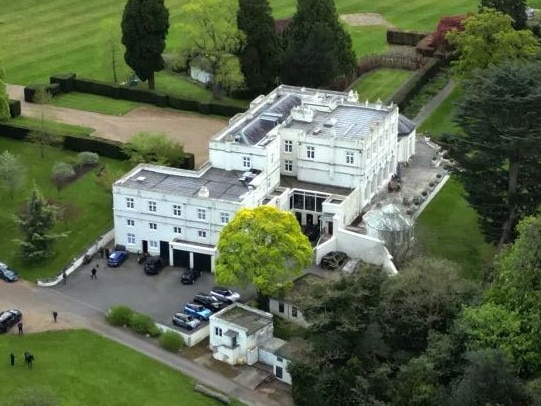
[387,29,430,46]
[386,58,443,110]
[50,73,76,93]
[24,83,62,102]
[63,135,128,160]
[129,312,161,337]
[168,95,200,111]
[74,77,120,99]
[8,99,21,118]
[0,122,30,140]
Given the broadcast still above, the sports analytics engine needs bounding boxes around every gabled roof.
[398,114,416,137]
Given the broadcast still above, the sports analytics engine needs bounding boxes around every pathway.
[413,79,455,127]
[7,85,227,169]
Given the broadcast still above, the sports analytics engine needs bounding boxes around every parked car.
[144,256,164,275]
[172,312,200,331]
[320,251,349,270]
[0,262,18,282]
[0,309,22,333]
[210,287,241,303]
[181,268,201,285]
[107,249,129,267]
[193,293,226,312]
[183,303,212,321]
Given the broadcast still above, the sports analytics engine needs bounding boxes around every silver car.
[172,312,200,331]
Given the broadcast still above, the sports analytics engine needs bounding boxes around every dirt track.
[7,85,227,169]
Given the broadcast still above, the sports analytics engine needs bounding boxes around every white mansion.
[112,85,416,272]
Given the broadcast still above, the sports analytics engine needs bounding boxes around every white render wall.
[269,298,309,327]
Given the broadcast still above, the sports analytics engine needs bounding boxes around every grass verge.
[10,116,94,137]
[352,69,414,101]
[0,136,131,280]
[417,178,495,280]
[419,86,463,139]
[51,92,144,115]
[0,329,236,406]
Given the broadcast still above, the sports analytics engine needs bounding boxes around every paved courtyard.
[52,256,251,331]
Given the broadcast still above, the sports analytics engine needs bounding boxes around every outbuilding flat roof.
[214,304,273,336]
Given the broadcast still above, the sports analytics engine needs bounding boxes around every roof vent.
[136,176,146,182]
[198,186,210,198]
[323,118,337,128]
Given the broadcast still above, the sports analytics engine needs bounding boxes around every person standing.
[91,267,97,280]
[52,311,58,323]
[10,353,15,366]
[62,271,67,285]
[18,322,23,335]
[105,247,110,258]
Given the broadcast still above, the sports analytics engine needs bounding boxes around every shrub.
[422,190,428,197]
[429,181,435,187]
[129,312,161,337]
[52,162,75,191]
[107,305,134,326]
[78,151,99,167]
[8,99,21,118]
[159,330,185,352]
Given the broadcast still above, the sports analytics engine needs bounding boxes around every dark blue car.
[107,250,129,267]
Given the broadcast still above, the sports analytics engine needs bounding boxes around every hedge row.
[48,73,246,117]
[8,99,21,118]
[386,29,430,46]
[24,83,62,102]
[386,58,444,110]
[107,305,161,337]
[0,120,195,170]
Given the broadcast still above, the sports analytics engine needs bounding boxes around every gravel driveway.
[7,85,227,169]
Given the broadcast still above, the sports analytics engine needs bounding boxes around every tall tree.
[180,0,245,96]
[13,184,68,262]
[0,150,25,200]
[446,9,540,77]
[237,0,282,94]
[121,0,169,90]
[452,61,541,246]
[215,206,312,307]
[100,17,127,84]
[480,0,527,30]
[282,0,356,87]
[377,258,478,353]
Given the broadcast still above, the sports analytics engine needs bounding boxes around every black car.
[0,309,22,333]
[0,262,18,282]
[144,256,164,275]
[193,293,226,312]
[181,268,201,285]
[320,251,349,270]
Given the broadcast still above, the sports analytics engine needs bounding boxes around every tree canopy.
[0,150,25,200]
[13,184,68,262]
[480,0,527,30]
[282,0,356,87]
[452,60,541,246]
[180,0,245,95]
[446,9,540,77]
[215,206,312,301]
[123,132,184,167]
[121,0,169,90]
[237,0,282,94]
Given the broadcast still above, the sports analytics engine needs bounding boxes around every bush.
[24,83,61,102]
[8,99,21,118]
[78,151,99,167]
[159,330,185,352]
[129,312,161,337]
[107,305,134,326]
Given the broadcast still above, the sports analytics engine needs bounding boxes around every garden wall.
[46,73,246,118]
[387,29,430,46]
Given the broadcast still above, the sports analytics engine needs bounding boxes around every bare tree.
[27,88,59,158]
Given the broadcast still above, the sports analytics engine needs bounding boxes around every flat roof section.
[280,176,353,196]
[214,304,273,336]
[120,167,250,202]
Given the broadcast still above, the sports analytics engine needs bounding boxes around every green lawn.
[0,329,239,406]
[0,137,131,280]
[0,0,477,91]
[352,69,414,101]
[51,92,145,115]
[417,172,495,281]
[419,86,463,139]
[11,116,94,137]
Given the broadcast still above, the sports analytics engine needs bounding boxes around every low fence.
[356,53,422,78]
[156,323,210,348]
[37,229,115,287]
